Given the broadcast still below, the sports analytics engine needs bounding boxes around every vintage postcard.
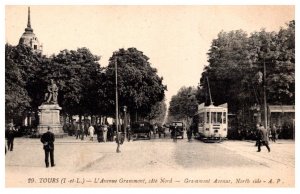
[4,4,295,188]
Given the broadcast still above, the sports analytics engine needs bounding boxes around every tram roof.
[197,103,227,110]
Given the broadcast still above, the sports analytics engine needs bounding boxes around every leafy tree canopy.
[103,48,167,120]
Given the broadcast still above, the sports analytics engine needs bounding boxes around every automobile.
[169,121,185,139]
[130,121,152,140]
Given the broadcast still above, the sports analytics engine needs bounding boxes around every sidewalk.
[220,139,295,168]
[5,137,295,187]
[5,136,109,172]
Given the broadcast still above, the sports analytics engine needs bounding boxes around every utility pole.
[263,58,268,130]
[115,59,120,153]
[123,106,127,141]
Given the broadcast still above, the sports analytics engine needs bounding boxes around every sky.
[5,5,294,106]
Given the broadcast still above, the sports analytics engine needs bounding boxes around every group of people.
[86,123,109,142]
[229,124,281,142]
[37,122,272,169]
[5,119,275,169]
[66,122,115,143]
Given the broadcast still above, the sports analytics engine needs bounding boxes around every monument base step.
[54,133,68,138]
[30,133,68,138]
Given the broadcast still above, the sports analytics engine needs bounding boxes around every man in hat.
[41,126,55,168]
[256,123,271,152]
[5,122,17,152]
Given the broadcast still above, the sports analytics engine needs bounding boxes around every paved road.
[5,136,294,187]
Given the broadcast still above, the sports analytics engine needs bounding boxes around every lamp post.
[123,106,127,141]
[115,59,121,153]
[187,94,197,142]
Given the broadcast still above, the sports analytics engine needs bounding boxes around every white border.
[1,1,298,194]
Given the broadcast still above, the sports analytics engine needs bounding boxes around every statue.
[44,79,58,104]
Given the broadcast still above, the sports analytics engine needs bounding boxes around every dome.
[18,7,43,53]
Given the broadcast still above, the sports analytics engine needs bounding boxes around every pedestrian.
[75,122,81,139]
[81,123,85,140]
[153,124,158,139]
[271,124,277,143]
[107,125,113,142]
[88,124,95,141]
[126,125,131,141]
[95,124,101,142]
[158,125,165,138]
[256,123,271,152]
[276,127,281,139]
[173,123,178,142]
[84,122,89,137]
[187,124,193,142]
[70,121,76,136]
[102,123,108,142]
[40,126,55,168]
[5,122,17,152]
[115,132,122,153]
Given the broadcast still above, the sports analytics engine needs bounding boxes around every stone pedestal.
[37,104,63,135]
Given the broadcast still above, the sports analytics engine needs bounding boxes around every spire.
[27,7,31,28]
[25,6,33,32]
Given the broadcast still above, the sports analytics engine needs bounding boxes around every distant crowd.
[227,123,294,141]
[63,122,120,142]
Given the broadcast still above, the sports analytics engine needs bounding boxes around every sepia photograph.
[4,2,295,189]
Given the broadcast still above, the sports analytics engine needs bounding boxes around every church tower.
[18,7,43,53]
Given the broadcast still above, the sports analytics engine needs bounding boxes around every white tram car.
[194,103,228,142]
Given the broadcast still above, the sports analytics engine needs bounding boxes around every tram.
[193,103,228,142]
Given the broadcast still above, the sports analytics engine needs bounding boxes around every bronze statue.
[44,79,58,104]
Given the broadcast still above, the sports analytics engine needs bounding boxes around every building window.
[34,45,37,50]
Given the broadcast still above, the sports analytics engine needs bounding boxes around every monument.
[37,79,63,136]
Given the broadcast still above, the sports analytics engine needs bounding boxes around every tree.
[47,48,103,117]
[201,30,252,112]
[168,86,198,123]
[266,20,295,104]
[5,44,31,124]
[198,20,295,127]
[146,100,167,125]
[103,48,167,121]
[5,44,46,125]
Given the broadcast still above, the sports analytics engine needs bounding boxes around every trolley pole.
[206,77,213,105]
[115,59,120,153]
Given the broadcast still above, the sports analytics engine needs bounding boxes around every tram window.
[217,112,222,123]
[223,112,227,124]
[199,113,204,126]
[206,112,210,123]
[211,112,222,124]
[212,112,216,123]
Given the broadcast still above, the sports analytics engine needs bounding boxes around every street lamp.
[187,94,197,141]
[122,106,127,141]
